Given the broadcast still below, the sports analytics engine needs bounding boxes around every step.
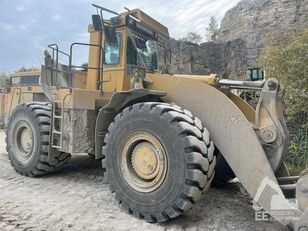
[51,145,62,149]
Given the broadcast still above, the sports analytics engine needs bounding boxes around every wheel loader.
[4,4,307,230]
[0,70,45,129]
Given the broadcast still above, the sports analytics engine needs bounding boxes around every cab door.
[103,29,130,92]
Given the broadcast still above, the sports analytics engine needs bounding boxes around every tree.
[15,67,39,73]
[258,31,308,172]
[180,32,203,44]
[206,17,218,42]
[0,72,9,88]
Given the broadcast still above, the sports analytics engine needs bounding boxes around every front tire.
[5,102,71,176]
[102,102,216,222]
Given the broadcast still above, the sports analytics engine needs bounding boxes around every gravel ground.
[0,130,287,231]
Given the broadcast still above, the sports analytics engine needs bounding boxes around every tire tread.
[102,102,215,222]
[5,102,71,176]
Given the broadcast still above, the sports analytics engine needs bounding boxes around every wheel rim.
[12,121,34,163]
[119,131,167,193]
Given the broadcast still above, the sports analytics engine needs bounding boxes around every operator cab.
[91,5,168,71]
[90,5,169,91]
[41,5,170,98]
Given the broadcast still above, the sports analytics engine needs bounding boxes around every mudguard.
[95,88,165,159]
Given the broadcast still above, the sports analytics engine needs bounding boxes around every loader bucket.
[148,73,308,230]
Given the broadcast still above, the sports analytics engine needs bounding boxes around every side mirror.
[92,15,103,31]
[105,26,118,47]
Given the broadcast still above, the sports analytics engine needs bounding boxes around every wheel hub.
[12,121,34,162]
[131,142,159,180]
[20,127,33,152]
[120,131,168,193]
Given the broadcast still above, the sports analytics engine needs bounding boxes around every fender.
[95,88,165,159]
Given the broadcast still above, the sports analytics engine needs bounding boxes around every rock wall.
[159,0,308,79]
[218,0,308,70]
[159,38,248,79]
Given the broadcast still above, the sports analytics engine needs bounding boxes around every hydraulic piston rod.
[172,75,265,89]
[218,79,266,89]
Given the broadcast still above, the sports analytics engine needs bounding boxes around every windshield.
[127,33,158,71]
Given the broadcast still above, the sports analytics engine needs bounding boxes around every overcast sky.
[0,0,240,73]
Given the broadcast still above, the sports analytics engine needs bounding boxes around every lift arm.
[148,73,308,230]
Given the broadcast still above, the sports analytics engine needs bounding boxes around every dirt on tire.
[5,102,71,177]
[103,102,216,222]
[0,130,287,231]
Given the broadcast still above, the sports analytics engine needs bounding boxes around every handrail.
[48,44,70,58]
[46,42,104,93]
[92,4,120,16]
[69,42,104,93]
[47,44,70,89]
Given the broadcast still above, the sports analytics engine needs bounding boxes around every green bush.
[0,72,9,88]
[259,31,308,172]
[287,127,307,174]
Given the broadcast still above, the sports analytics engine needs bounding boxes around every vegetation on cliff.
[259,31,308,173]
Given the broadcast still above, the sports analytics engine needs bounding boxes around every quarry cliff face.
[160,0,308,79]
[158,38,247,79]
[218,0,308,72]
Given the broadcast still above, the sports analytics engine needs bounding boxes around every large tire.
[212,149,235,187]
[5,102,71,177]
[102,102,216,222]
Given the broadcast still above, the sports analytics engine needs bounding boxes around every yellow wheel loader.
[0,70,47,129]
[4,5,307,229]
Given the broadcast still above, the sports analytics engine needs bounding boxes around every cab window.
[126,36,158,71]
[127,37,137,65]
[104,32,122,65]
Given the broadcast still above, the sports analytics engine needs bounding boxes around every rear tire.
[102,102,216,222]
[5,102,71,177]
